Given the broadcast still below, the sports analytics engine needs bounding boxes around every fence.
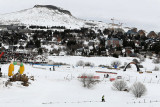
[127,99,160,104]
[122,76,160,84]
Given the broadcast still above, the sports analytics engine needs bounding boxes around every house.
[88,40,94,46]
[75,48,84,56]
[0,25,8,31]
[137,30,146,36]
[157,32,160,38]
[105,38,123,48]
[19,39,26,46]
[7,25,19,31]
[127,28,137,36]
[147,31,157,38]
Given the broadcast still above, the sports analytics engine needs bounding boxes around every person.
[102,95,105,102]
[53,66,55,71]
[106,74,109,78]
[156,75,157,78]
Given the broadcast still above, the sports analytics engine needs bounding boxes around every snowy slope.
[0,5,108,29]
[1,56,160,107]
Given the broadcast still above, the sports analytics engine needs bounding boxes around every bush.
[5,80,12,87]
[153,66,159,71]
[111,61,121,68]
[76,60,85,66]
[138,55,145,62]
[85,62,94,67]
[132,59,139,64]
[124,62,131,68]
[131,82,147,98]
[79,73,99,88]
[113,53,119,58]
[138,65,143,68]
[112,80,127,91]
[153,58,160,64]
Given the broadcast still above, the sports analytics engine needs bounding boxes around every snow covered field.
[0,56,160,107]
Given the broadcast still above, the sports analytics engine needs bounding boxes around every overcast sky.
[0,0,160,32]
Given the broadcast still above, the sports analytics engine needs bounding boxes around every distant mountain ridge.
[34,5,72,16]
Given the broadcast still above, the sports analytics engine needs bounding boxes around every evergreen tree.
[35,40,41,48]
[38,48,43,55]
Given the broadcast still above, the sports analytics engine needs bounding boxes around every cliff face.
[34,5,72,16]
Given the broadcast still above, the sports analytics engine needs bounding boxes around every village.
[0,23,160,64]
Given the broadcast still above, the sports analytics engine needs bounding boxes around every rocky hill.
[0,5,108,29]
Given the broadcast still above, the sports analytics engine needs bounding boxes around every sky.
[0,0,160,32]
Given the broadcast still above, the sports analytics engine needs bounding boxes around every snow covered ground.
[0,56,160,107]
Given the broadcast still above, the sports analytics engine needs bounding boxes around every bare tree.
[132,59,139,64]
[131,82,147,98]
[76,60,85,66]
[153,66,159,71]
[79,73,99,88]
[138,55,145,62]
[112,80,127,91]
[84,62,95,67]
[153,58,160,64]
[79,73,88,87]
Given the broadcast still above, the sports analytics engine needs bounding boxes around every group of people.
[104,74,109,78]
[50,66,55,71]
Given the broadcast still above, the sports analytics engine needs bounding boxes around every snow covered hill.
[0,5,108,29]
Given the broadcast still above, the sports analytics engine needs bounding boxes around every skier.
[102,95,105,102]
[156,75,157,78]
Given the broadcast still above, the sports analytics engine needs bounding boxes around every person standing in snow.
[53,66,55,71]
[106,74,109,78]
[102,95,105,102]
[0,67,2,77]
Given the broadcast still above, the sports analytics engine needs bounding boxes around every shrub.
[138,55,145,62]
[138,65,143,68]
[132,59,139,64]
[5,80,12,87]
[124,62,131,68]
[153,66,159,71]
[53,62,68,65]
[85,62,94,67]
[76,60,85,66]
[131,82,147,98]
[124,62,128,66]
[79,73,99,88]
[112,80,127,91]
[153,58,160,64]
[113,53,119,58]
